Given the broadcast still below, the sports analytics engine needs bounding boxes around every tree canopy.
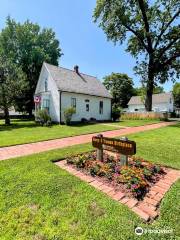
[103,73,134,108]
[94,0,180,111]
[173,82,180,108]
[134,85,164,96]
[0,57,26,124]
[0,17,62,115]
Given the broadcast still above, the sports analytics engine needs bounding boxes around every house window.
[85,99,89,102]
[99,101,103,114]
[86,103,89,112]
[134,109,138,111]
[42,99,50,113]
[45,78,48,92]
[71,98,76,111]
[169,98,172,104]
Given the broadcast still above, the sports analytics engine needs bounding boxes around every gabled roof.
[128,93,172,105]
[44,63,112,98]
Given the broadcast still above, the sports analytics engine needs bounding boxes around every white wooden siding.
[35,65,60,122]
[128,101,174,113]
[61,92,111,122]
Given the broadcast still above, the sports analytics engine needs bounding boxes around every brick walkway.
[0,121,176,161]
[55,160,180,222]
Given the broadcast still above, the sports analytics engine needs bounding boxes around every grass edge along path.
[0,121,119,148]
[0,119,161,148]
[0,121,175,161]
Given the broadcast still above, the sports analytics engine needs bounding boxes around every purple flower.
[115,166,119,173]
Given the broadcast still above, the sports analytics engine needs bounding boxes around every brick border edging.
[55,160,180,222]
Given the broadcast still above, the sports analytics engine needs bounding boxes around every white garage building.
[128,92,174,113]
[35,62,112,123]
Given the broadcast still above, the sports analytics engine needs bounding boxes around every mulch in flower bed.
[66,151,166,200]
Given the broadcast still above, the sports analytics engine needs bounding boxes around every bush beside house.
[112,105,121,121]
[64,107,76,125]
[36,109,51,126]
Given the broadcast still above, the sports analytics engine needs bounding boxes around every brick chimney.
[74,65,79,74]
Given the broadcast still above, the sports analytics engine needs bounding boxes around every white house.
[34,62,112,123]
[128,93,174,113]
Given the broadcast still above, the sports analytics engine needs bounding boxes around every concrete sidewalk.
[0,121,176,161]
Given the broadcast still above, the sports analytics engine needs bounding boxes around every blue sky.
[0,0,177,91]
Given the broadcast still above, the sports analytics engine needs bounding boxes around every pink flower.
[114,173,119,178]
[132,184,138,189]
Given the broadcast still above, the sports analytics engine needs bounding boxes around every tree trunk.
[145,80,154,111]
[145,59,155,111]
[27,96,34,118]
[4,106,10,125]
[1,83,11,125]
[28,109,33,118]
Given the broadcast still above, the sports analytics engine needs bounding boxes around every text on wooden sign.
[92,136,136,155]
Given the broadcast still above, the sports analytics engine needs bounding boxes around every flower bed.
[66,152,166,199]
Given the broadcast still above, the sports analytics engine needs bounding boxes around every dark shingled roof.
[45,63,112,98]
[128,93,172,105]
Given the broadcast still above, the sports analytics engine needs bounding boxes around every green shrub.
[64,107,76,125]
[112,104,121,121]
[160,112,168,121]
[36,109,51,126]
[75,155,87,168]
[90,164,101,177]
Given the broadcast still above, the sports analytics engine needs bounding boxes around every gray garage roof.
[45,63,112,98]
[128,93,172,105]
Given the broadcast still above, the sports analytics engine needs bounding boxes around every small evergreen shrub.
[64,107,76,125]
[36,109,51,126]
[112,104,121,121]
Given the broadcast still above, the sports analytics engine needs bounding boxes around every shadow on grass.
[0,119,107,132]
[167,123,180,128]
[64,122,104,128]
[0,119,41,132]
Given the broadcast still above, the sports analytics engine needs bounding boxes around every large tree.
[173,82,180,108]
[0,57,26,125]
[94,0,180,111]
[103,73,134,108]
[0,17,62,116]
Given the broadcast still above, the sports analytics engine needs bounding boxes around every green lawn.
[111,119,161,127]
[0,119,119,147]
[127,123,180,169]
[0,119,161,148]
[0,124,179,239]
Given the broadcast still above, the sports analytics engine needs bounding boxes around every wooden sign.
[92,135,136,156]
